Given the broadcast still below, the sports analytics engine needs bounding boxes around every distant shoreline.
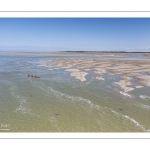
[63,51,150,53]
[1,51,150,58]
[0,51,150,53]
[1,51,150,54]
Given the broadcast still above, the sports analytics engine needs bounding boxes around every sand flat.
[114,80,134,92]
[70,71,88,81]
[96,76,105,80]
[136,85,144,88]
[39,53,150,93]
[121,76,133,81]
[65,69,80,72]
[138,81,150,87]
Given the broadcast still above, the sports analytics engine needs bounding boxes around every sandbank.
[65,69,80,72]
[70,71,88,81]
[114,80,134,92]
[96,76,105,80]
[38,53,150,93]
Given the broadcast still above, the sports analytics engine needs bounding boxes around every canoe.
[28,74,40,78]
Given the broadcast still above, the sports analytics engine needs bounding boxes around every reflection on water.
[0,54,150,132]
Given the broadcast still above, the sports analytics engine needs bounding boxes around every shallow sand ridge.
[65,68,88,81]
[70,71,88,81]
[40,56,150,97]
[114,80,134,92]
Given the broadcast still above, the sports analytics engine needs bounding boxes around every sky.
[0,18,150,52]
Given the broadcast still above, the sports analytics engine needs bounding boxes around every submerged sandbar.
[37,52,150,97]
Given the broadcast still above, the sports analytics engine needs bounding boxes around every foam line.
[109,108,147,131]
[123,115,146,131]
[39,82,148,131]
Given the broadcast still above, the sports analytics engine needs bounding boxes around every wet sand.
[38,52,150,98]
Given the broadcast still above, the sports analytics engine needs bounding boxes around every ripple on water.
[32,81,148,132]
[8,83,39,117]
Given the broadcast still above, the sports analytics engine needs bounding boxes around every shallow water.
[0,54,150,132]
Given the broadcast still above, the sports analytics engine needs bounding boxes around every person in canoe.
[28,74,40,78]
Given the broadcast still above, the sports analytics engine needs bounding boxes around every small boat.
[28,74,40,78]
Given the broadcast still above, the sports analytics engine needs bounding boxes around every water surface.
[0,54,150,132]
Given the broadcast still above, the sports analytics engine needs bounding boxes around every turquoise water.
[0,54,150,132]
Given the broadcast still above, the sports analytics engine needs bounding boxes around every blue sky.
[0,18,150,52]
